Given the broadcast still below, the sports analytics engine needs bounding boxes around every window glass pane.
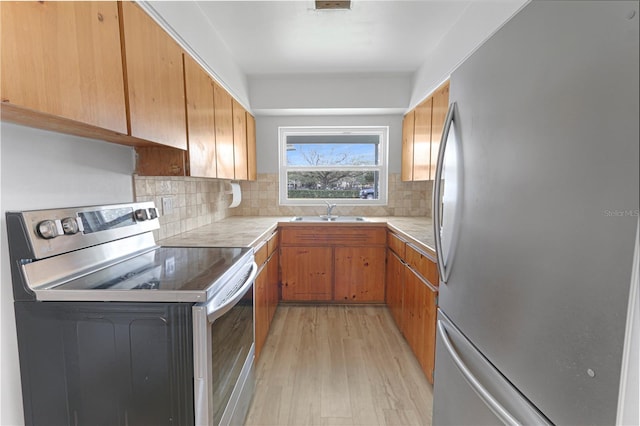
[286,143,378,166]
[287,171,380,200]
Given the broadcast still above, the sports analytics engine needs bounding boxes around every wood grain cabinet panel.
[401,111,415,182]
[246,113,257,181]
[387,231,406,258]
[430,81,450,180]
[232,99,248,180]
[119,1,187,150]
[401,80,449,182]
[334,247,386,302]
[387,231,438,384]
[267,249,279,324]
[281,247,333,301]
[413,97,433,181]
[281,226,386,246]
[1,1,127,134]
[183,54,216,178]
[213,82,234,179]
[254,265,269,360]
[280,225,387,303]
[403,267,438,384]
[385,249,405,330]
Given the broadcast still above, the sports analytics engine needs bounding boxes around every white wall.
[255,114,404,174]
[410,0,528,109]
[0,123,135,426]
[249,73,411,115]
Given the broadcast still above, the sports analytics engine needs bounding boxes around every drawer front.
[267,231,279,256]
[254,241,268,266]
[387,231,406,258]
[281,226,386,246]
[406,243,438,286]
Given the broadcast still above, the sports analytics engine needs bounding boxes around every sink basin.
[290,216,368,222]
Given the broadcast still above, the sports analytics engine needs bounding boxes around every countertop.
[159,216,435,256]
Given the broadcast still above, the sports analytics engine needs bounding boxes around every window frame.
[278,126,389,206]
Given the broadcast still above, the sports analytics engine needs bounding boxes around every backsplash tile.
[233,173,432,218]
[133,173,432,239]
[133,175,233,240]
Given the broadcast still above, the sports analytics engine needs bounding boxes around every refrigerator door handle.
[437,320,520,426]
[433,102,456,283]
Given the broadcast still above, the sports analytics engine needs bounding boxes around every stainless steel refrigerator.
[431,1,639,425]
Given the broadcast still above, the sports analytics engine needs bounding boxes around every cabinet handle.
[432,102,456,284]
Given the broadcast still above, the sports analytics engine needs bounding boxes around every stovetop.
[30,246,253,303]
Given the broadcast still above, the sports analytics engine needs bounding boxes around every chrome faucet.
[324,201,337,217]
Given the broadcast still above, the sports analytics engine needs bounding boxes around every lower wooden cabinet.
[404,267,437,383]
[280,225,387,303]
[254,231,280,360]
[254,264,269,360]
[281,247,333,301]
[334,247,385,302]
[386,249,405,329]
[386,230,438,384]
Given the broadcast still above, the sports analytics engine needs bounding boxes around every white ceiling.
[195,0,473,75]
[143,0,528,114]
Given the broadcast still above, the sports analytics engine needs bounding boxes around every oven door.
[192,261,257,426]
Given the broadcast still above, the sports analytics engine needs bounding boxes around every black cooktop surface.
[40,246,253,303]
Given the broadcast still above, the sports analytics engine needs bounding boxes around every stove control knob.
[61,217,79,235]
[134,209,149,221]
[37,220,59,239]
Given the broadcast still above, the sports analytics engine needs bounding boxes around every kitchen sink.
[290,216,368,222]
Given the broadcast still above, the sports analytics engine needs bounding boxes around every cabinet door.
[254,265,269,360]
[267,250,279,323]
[246,113,257,181]
[214,82,235,179]
[232,99,248,180]
[413,97,433,181]
[184,54,216,178]
[429,82,450,180]
[120,1,187,149]
[401,111,415,181]
[1,1,127,134]
[403,266,422,352]
[404,267,437,384]
[281,247,332,301]
[334,247,386,302]
[420,282,437,384]
[386,249,405,330]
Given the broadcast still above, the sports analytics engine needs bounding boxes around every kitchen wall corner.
[133,175,233,240]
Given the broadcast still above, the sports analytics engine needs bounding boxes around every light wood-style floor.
[245,305,433,426]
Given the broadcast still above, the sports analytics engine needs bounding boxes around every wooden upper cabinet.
[213,82,235,179]
[246,113,257,181]
[413,97,433,181]
[401,80,450,182]
[183,54,216,178]
[119,1,186,150]
[232,99,248,180]
[430,81,450,180]
[0,1,127,133]
[401,111,415,182]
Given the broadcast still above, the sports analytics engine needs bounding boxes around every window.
[279,126,388,206]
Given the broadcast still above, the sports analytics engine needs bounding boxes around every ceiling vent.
[315,1,351,10]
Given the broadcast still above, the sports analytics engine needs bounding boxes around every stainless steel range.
[6,202,257,426]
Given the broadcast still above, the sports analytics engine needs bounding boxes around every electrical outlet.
[162,197,173,215]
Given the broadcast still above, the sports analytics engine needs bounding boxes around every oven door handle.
[207,261,257,323]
